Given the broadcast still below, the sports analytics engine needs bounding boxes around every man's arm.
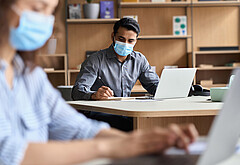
[71,55,100,100]
[138,56,159,95]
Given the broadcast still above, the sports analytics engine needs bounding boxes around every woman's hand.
[97,124,198,159]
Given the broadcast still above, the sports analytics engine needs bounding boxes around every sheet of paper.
[166,141,207,155]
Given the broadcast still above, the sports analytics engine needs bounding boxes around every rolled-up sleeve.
[139,56,159,95]
[0,114,28,165]
[72,54,100,100]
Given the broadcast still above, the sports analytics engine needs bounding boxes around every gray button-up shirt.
[72,45,159,100]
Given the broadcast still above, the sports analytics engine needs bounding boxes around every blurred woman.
[0,0,198,164]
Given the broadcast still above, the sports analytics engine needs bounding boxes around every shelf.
[197,66,236,70]
[192,1,240,7]
[194,50,240,55]
[200,84,227,90]
[120,1,240,8]
[120,2,191,8]
[39,54,67,57]
[45,70,66,73]
[138,35,192,40]
[68,69,80,73]
[67,19,120,24]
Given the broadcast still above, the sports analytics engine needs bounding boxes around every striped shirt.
[0,55,110,165]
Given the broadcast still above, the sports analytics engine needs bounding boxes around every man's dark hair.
[113,17,140,37]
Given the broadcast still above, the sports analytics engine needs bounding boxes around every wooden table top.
[68,96,223,117]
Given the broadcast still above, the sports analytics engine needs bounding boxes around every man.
[72,18,159,131]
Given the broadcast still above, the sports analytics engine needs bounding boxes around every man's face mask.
[113,39,135,57]
[10,5,55,51]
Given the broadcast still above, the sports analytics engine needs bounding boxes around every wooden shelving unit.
[60,0,240,89]
[197,67,236,71]
[193,50,240,55]
[45,70,66,73]
[120,2,191,7]
[138,35,192,40]
[38,54,68,86]
[39,54,67,57]
[68,69,80,85]
[67,18,120,24]
[192,1,240,7]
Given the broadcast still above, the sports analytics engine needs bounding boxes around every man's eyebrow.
[118,36,125,38]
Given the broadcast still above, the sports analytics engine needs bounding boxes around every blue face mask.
[114,40,134,57]
[10,6,55,51]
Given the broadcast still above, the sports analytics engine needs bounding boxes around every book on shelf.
[151,0,165,2]
[68,4,81,19]
[173,16,187,36]
[100,1,114,19]
[200,80,213,87]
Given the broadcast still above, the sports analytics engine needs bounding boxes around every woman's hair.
[0,0,61,69]
[0,0,16,48]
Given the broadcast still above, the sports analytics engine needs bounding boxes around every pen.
[98,76,107,86]
[98,76,114,96]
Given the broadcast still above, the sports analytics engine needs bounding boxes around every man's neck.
[116,54,128,63]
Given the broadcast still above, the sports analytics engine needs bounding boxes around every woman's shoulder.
[23,66,52,98]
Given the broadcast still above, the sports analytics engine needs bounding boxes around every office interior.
[20,0,240,164]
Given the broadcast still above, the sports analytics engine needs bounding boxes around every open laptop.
[107,68,196,101]
[154,68,196,99]
[163,68,240,165]
[196,68,240,165]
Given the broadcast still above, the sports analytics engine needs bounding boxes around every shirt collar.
[106,44,136,60]
[0,54,25,75]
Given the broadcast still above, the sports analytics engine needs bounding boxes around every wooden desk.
[68,96,223,135]
[131,85,148,96]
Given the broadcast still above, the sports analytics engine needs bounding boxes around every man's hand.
[91,86,114,100]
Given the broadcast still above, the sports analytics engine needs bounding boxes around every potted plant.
[83,0,100,19]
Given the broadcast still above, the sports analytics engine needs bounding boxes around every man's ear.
[111,32,114,42]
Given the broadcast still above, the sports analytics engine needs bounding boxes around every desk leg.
[133,116,215,135]
[133,117,139,130]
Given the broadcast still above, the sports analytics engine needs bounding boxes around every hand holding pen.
[91,77,114,100]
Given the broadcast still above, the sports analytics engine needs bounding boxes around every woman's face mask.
[10,5,55,51]
[113,39,135,57]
